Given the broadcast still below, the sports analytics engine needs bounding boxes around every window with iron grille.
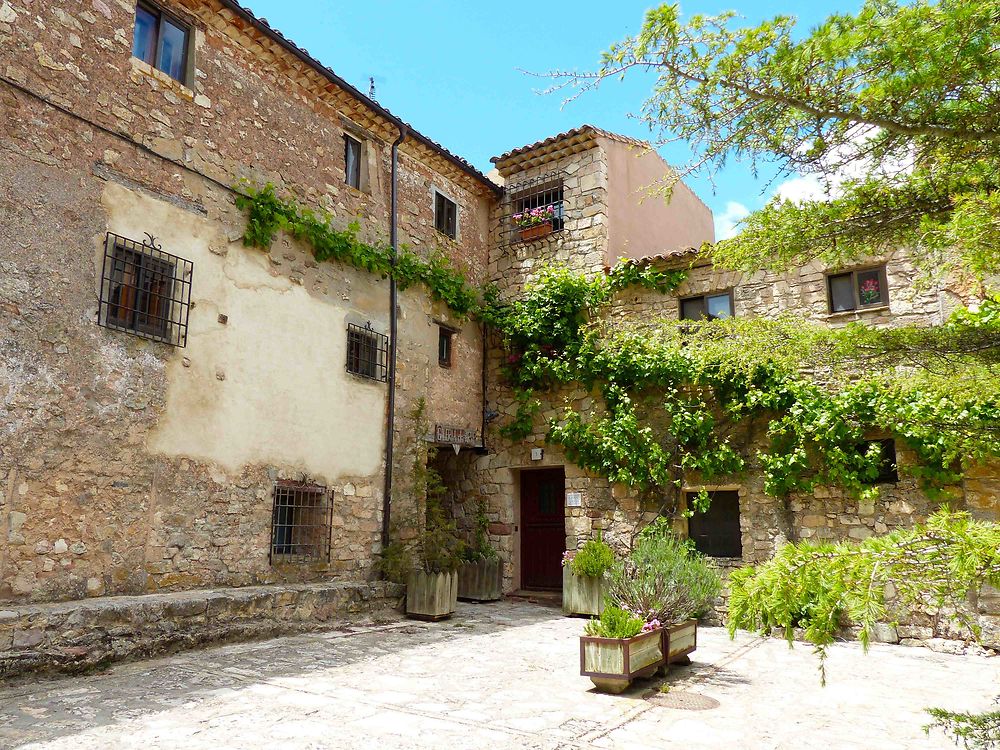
[827,265,889,312]
[99,232,193,347]
[435,192,457,239]
[270,481,333,564]
[132,1,191,85]
[686,490,742,558]
[346,322,389,382]
[504,173,565,246]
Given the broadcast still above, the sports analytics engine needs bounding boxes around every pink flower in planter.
[641,619,662,632]
[561,550,576,567]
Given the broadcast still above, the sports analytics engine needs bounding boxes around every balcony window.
[506,174,564,245]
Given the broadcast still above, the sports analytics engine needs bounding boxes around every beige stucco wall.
[602,137,714,264]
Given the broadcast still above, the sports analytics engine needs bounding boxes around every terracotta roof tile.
[491,125,649,164]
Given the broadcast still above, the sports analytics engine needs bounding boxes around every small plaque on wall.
[566,491,583,507]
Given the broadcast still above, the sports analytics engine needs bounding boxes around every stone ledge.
[0,580,404,680]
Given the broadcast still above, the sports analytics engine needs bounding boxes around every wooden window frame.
[825,265,889,313]
[344,134,362,190]
[437,325,455,368]
[434,191,457,240]
[133,1,192,85]
[679,289,735,321]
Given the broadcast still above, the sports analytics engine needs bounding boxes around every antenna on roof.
[368,76,376,100]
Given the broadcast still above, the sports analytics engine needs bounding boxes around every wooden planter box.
[662,619,698,664]
[580,628,666,694]
[518,221,553,242]
[458,558,502,602]
[562,566,606,617]
[406,570,458,621]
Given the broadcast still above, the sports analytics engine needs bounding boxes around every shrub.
[583,605,644,639]
[607,526,721,623]
[570,536,616,577]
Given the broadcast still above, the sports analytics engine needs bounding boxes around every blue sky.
[239,0,861,238]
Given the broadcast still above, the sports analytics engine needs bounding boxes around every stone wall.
[0,0,495,604]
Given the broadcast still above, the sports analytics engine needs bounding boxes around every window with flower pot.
[132,1,192,85]
[505,172,565,245]
[98,232,193,347]
[679,291,734,321]
[685,490,742,558]
[270,481,333,564]
[435,192,457,239]
[827,266,889,313]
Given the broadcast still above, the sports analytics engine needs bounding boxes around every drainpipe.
[382,124,408,549]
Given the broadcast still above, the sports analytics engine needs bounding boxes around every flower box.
[518,221,553,242]
[406,570,458,621]
[562,566,606,617]
[458,558,502,602]
[579,628,666,693]
[662,619,698,665]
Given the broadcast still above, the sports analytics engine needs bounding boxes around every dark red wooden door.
[520,468,565,590]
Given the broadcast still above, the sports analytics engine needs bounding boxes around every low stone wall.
[0,580,404,680]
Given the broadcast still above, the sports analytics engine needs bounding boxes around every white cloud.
[714,201,751,240]
[773,174,830,204]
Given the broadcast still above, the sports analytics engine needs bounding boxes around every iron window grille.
[132,1,191,85]
[270,481,333,564]
[435,192,457,239]
[686,490,743,558]
[99,232,193,347]
[503,172,565,247]
[827,265,889,312]
[346,321,389,382]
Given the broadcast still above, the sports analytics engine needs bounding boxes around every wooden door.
[520,468,565,590]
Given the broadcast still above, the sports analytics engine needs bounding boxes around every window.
[680,291,734,321]
[859,439,899,484]
[132,2,190,85]
[827,266,888,312]
[438,326,454,368]
[506,174,565,245]
[99,232,193,347]
[346,322,389,382]
[270,481,333,564]
[435,192,457,239]
[344,134,362,189]
[686,490,742,558]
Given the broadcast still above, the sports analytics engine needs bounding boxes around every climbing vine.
[485,266,1000,506]
[235,183,480,315]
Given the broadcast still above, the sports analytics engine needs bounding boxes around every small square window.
[132,2,191,85]
[680,291,734,321]
[438,326,454,368]
[435,192,457,240]
[686,490,742,558]
[346,322,388,382]
[827,266,888,312]
[270,481,333,564]
[99,232,192,347]
[344,135,362,189]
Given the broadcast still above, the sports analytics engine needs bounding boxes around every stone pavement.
[0,600,995,749]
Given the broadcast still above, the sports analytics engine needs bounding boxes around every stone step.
[0,580,404,680]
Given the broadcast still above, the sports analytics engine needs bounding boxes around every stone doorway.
[519,467,565,591]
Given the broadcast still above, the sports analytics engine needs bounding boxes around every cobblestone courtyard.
[1,600,996,749]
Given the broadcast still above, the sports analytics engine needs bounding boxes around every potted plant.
[458,501,502,602]
[562,535,615,616]
[513,204,557,242]
[579,605,666,693]
[607,520,721,666]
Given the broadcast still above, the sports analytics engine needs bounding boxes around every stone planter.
[406,570,458,621]
[458,558,502,602]
[579,628,666,694]
[662,619,698,664]
[562,566,605,617]
[518,221,553,242]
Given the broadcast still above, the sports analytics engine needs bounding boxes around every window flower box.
[513,203,557,242]
[518,221,553,242]
[579,627,667,694]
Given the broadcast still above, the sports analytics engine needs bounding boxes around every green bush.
[583,605,644,639]
[570,536,616,578]
[607,524,721,623]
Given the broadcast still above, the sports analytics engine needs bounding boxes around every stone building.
[0,0,996,668]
